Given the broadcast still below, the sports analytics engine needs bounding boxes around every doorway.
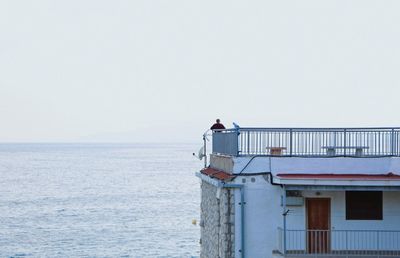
[306,198,331,253]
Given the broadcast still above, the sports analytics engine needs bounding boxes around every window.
[346,191,382,220]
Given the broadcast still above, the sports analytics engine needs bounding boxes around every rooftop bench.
[322,146,369,156]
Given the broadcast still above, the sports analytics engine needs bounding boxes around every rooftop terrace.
[212,127,400,157]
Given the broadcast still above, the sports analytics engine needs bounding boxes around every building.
[196,127,400,258]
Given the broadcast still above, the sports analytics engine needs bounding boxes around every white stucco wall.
[230,176,400,257]
[284,191,400,251]
[231,175,282,258]
[286,191,400,230]
[231,156,400,175]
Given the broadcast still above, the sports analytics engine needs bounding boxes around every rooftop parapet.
[212,127,400,157]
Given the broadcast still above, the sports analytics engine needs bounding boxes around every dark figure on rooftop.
[210,119,225,130]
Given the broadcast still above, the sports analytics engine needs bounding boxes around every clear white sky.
[1,1,400,143]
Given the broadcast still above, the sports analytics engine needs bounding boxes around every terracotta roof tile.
[201,167,235,181]
[276,173,400,180]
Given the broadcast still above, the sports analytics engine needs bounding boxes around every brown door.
[306,198,330,254]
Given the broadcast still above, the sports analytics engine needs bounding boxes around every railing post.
[343,129,347,157]
[236,127,240,156]
[377,231,380,252]
[289,129,293,156]
[203,133,207,168]
[391,129,395,156]
[247,130,250,155]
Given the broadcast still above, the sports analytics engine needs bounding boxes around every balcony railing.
[212,127,400,157]
[277,228,400,257]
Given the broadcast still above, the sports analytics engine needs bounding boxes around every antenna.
[193,129,210,167]
[193,146,205,160]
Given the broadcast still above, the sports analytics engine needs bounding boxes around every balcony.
[212,127,400,157]
[277,228,400,257]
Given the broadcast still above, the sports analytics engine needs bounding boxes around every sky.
[1,1,400,143]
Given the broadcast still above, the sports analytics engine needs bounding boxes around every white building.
[196,127,400,258]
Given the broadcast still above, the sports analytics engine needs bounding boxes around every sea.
[0,143,201,258]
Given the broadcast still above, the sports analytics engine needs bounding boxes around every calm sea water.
[0,143,201,257]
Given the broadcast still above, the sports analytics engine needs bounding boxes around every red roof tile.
[276,173,400,180]
[201,167,235,181]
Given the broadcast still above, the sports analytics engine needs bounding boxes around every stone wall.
[200,181,235,258]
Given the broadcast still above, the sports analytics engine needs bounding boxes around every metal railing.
[277,228,400,257]
[212,127,400,157]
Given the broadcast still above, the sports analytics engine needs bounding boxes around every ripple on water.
[0,143,201,257]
